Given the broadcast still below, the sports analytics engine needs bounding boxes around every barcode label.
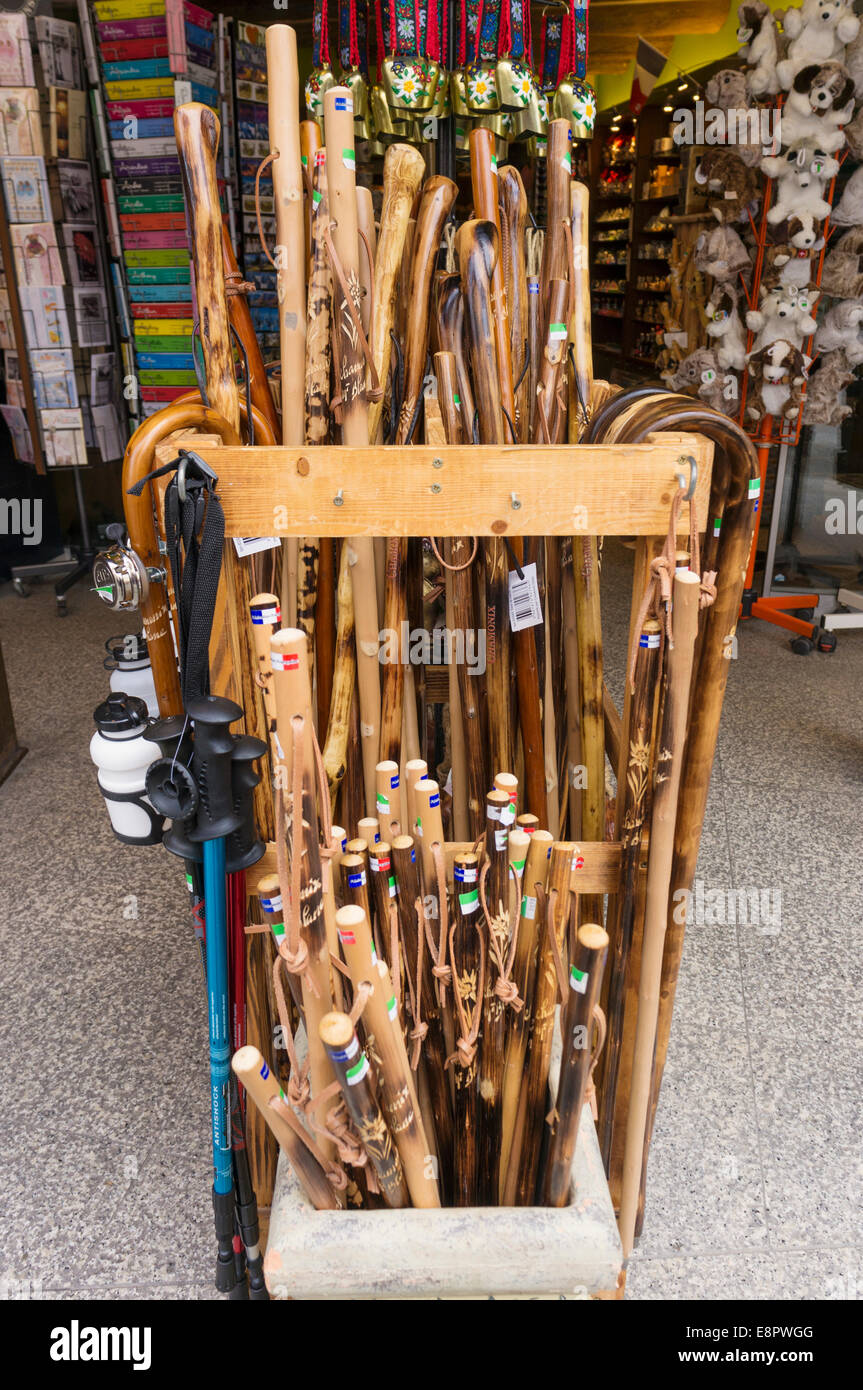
[233,536,281,557]
[508,562,543,632]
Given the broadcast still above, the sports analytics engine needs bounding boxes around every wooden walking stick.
[568,181,592,440]
[478,787,515,1202]
[367,841,397,973]
[396,174,457,445]
[249,592,280,765]
[231,1047,340,1211]
[619,569,700,1256]
[391,834,453,1191]
[436,273,477,444]
[304,154,332,448]
[572,534,604,928]
[534,279,570,443]
[319,1011,410,1208]
[434,349,465,446]
[375,760,402,843]
[540,923,609,1207]
[321,541,355,809]
[267,26,306,629]
[468,128,515,439]
[341,850,375,945]
[356,185,375,337]
[300,118,322,280]
[498,165,530,443]
[221,222,280,442]
[449,850,484,1206]
[336,904,440,1207]
[500,828,553,1196]
[404,757,427,837]
[598,617,663,1166]
[324,87,381,815]
[368,143,426,445]
[515,841,574,1205]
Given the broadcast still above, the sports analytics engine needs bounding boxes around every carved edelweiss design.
[654,746,673,787]
[625,733,651,820]
[458,968,477,1008]
[360,1112,393,1155]
[365,1030,383,1073]
[340,270,362,353]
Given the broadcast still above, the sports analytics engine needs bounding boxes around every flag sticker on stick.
[459,888,479,914]
[342,148,355,170]
[346,1053,369,1085]
[570,964,588,994]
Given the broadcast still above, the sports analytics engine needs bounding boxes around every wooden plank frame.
[187,434,713,539]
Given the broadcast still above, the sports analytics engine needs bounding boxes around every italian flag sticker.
[459,888,479,914]
[346,1054,369,1086]
[562,152,571,173]
[490,155,498,175]
[454,392,461,408]
[521,894,537,920]
[376,794,389,814]
[748,479,760,499]
[386,995,398,1021]
[510,857,526,875]
[713,517,721,537]
[549,322,567,342]
[312,189,322,206]
[570,964,588,994]
[343,148,355,171]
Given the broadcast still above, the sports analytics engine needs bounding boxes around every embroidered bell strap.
[574,3,589,79]
[509,0,529,62]
[476,0,502,62]
[313,0,330,67]
[426,0,441,62]
[374,0,385,78]
[387,0,419,55]
[339,0,361,69]
[540,9,564,89]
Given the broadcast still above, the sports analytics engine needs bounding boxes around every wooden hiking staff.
[267,24,306,629]
[231,1046,339,1211]
[324,87,380,816]
[533,118,572,443]
[319,1011,410,1208]
[336,903,440,1208]
[300,118,321,279]
[498,166,529,444]
[513,841,574,1205]
[308,155,334,747]
[598,617,663,1166]
[468,128,515,439]
[436,273,476,445]
[321,543,355,810]
[478,787,515,1202]
[569,181,592,440]
[375,760,402,843]
[540,924,609,1207]
[619,568,700,1256]
[449,851,483,1206]
[368,143,425,446]
[221,222,279,442]
[499,829,553,1196]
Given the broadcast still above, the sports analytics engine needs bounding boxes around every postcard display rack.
[229,22,277,366]
[0,10,123,472]
[80,0,229,421]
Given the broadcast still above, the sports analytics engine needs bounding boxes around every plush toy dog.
[814,298,863,363]
[746,281,820,349]
[802,348,856,424]
[762,141,840,223]
[703,68,764,165]
[831,165,863,227]
[694,149,761,224]
[693,224,752,283]
[665,347,738,415]
[821,228,863,298]
[776,1,860,90]
[746,338,810,422]
[737,1,782,97]
[705,282,748,371]
[777,62,855,151]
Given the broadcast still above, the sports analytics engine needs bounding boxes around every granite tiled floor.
[0,546,860,1301]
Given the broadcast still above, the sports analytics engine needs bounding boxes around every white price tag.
[233,536,282,557]
[508,562,543,632]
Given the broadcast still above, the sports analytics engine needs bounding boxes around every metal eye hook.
[676,454,698,501]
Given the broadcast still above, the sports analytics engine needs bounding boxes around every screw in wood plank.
[511,492,522,510]
[333,489,344,506]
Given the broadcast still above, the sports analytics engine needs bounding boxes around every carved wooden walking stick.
[449,850,483,1206]
[498,166,530,443]
[367,144,425,446]
[468,128,516,439]
[324,87,380,815]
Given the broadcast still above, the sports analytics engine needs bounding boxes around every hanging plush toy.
[705,282,748,370]
[737,1,782,97]
[777,62,855,151]
[776,0,860,90]
[694,149,761,224]
[746,281,820,349]
[664,347,736,414]
[745,338,810,422]
[703,68,764,165]
[802,348,856,423]
[830,165,863,226]
[814,299,863,362]
[694,224,752,282]
[762,141,840,223]
[761,220,825,287]
[845,24,863,98]
[821,227,863,298]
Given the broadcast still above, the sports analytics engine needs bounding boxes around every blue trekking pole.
[186,695,245,1294]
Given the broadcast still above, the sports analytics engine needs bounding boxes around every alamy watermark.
[0,497,41,546]
[378,622,486,676]
[672,106,780,150]
[673,878,782,934]
[825,492,863,534]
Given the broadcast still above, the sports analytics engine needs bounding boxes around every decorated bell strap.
[339,0,369,72]
[560,2,590,81]
[313,0,330,67]
[476,0,501,62]
[374,0,385,80]
[540,8,564,91]
[387,0,419,55]
[509,0,530,62]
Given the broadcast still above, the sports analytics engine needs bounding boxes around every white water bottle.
[104,633,159,717]
[90,692,164,845]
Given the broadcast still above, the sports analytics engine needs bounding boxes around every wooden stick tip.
[391,834,414,850]
[270,626,306,647]
[578,923,610,951]
[376,760,399,774]
[336,903,366,928]
[319,1011,354,1048]
[255,873,280,896]
[250,591,279,607]
[231,1045,262,1074]
[676,570,702,587]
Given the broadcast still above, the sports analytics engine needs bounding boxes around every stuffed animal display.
[745,282,820,350]
[703,68,765,165]
[745,338,810,422]
[761,223,825,287]
[821,228,863,299]
[775,1,860,89]
[694,149,761,224]
[694,224,752,283]
[778,62,855,151]
[830,164,863,226]
[664,348,739,416]
[737,2,782,97]
[705,283,749,370]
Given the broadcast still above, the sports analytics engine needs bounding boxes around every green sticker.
[459,888,479,914]
[570,964,588,994]
[342,148,355,171]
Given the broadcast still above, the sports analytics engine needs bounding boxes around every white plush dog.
[746,339,810,423]
[831,165,863,227]
[778,61,855,151]
[746,282,820,350]
[762,141,840,223]
[737,1,782,97]
[814,299,863,363]
[705,283,748,371]
[776,0,860,90]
